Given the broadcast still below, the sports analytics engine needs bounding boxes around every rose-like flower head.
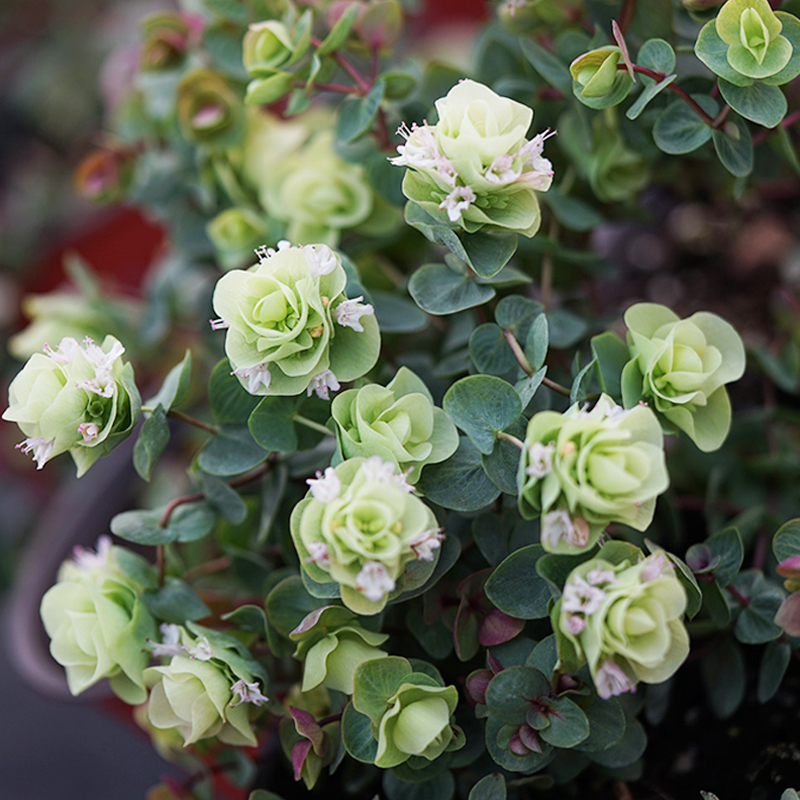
[207,207,270,272]
[331,367,459,482]
[570,47,624,99]
[391,79,554,237]
[211,243,380,397]
[40,537,157,703]
[621,303,746,452]
[243,20,295,77]
[176,69,246,148]
[145,624,272,747]
[290,606,389,695]
[557,549,690,698]
[3,335,141,476]
[291,456,442,613]
[139,12,194,72]
[518,394,669,554]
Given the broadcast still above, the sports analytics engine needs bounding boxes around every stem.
[542,376,572,398]
[725,583,751,608]
[624,65,717,127]
[293,80,357,95]
[170,409,219,435]
[496,430,525,450]
[311,37,370,92]
[160,492,204,527]
[183,556,233,582]
[712,104,731,128]
[541,216,560,312]
[503,329,535,377]
[753,108,800,145]
[317,712,343,727]
[293,414,336,437]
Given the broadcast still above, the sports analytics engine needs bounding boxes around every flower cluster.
[557,551,690,698]
[3,335,140,475]
[291,456,442,613]
[211,242,380,397]
[391,79,554,237]
[517,394,669,554]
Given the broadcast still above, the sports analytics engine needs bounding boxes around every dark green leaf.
[265,576,326,637]
[485,545,552,619]
[570,358,597,405]
[485,715,554,774]
[734,589,784,644]
[626,72,676,121]
[577,697,626,753]
[653,96,717,154]
[222,604,268,638]
[249,397,298,452]
[495,296,544,343]
[383,769,455,800]
[341,702,379,763]
[461,231,518,280]
[468,773,506,800]
[588,719,646,768]
[518,38,573,95]
[700,635,745,718]
[145,350,192,413]
[773,518,800,562]
[486,666,550,724]
[143,577,210,623]
[209,359,260,424]
[516,366,547,408]
[718,79,787,128]
[757,639,791,702]
[706,527,744,587]
[543,188,603,232]
[408,263,495,315]
[469,324,517,376]
[701,579,731,628]
[525,314,549,372]
[336,80,385,143]
[111,503,214,546]
[482,420,525,495]
[198,426,269,476]
[539,697,590,749]
[547,308,588,349]
[134,406,170,482]
[712,115,753,177]
[637,38,676,74]
[372,289,428,333]
[201,473,248,524]
[591,332,629,402]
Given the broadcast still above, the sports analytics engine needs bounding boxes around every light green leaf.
[133,405,170,482]
[408,263,496,315]
[317,2,360,54]
[653,96,717,155]
[718,79,787,128]
[712,115,753,177]
[336,80,385,144]
[145,350,192,413]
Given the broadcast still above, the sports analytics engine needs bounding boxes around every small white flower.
[355,561,396,603]
[485,154,522,185]
[78,422,100,444]
[72,535,113,571]
[562,575,606,616]
[15,437,55,470]
[186,636,213,661]
[307,369,340,400]
[44,337,80,365]
[149,623,186,658]
[360,456,414,493]
[305,244,338,277]
[639,553,671,583]
[408,528,445,562]
[334,296,374,333]
[525,442,555,478]
[305,541,331,567]
[564,614,586,635]
[541,510,590,549]
[78,373,116,398]
[306,467,341,503]
[594,659,636,699]
[233,363,272,394]
[586,568,617,586]
[255,239,292,263]
[230,678,270,707]
[83,337,125,374]
[438,185,477,222]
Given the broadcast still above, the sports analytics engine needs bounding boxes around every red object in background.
[412,0,489,28]
[23,208,165,295]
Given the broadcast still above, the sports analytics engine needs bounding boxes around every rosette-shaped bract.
[3,335,141,475]
[331,367,459,482]
[391,79,554,237]
[517,395,669,554]
[621,303,746,452]
[40,537,157,704]
[145,625,270,746]
[291,457,443,614]
[207,207,270,272]
[211,243,380,397]
[557,550,690,698]
[176,69,245,148]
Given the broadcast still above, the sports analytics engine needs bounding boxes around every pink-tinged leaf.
[289,706,325,753]
[466,668,493,705]
[291,739,313,782]
[479,608,526,646]
[775,592,800,637]
[777,555,800,578]
[519,725,543,753]
[612,20,635,81]
[290,606,329,637]
[486,651,504,674]
[509,731,530,756]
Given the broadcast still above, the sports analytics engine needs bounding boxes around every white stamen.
[408,528,445,561]
[525,442,555,478]
[306,369,340,400]
[233,363,272,394]
[84,338,125,373]
[355,561,396,603]
[389,122,458,187]
[209,318,230,331]
[305,541,331,567]
[306,467,341,503]
[360,457,414,492]
[438,185,476,222]
[230,678,269,707]
[255,240,292,263]
[594,659,636,699]
[334,296,374,333]
[186,636,213,661]
[541,510,590,549]
[78,422,100,443]
[72,535,113,571]
[149,623,186,658]
[15,437,55,470]
[562,575,606,615]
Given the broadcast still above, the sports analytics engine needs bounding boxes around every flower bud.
[621,303,746,452]
[207,207,270,271]
[139,13,194,72]
[517,395,669,554]
[74,148,134,203]
[355,0,403,49]
[331,366,459,482]
[40,537,157,703]
[570,47,623,99]
[292,456,442,613]
[211,242,380,396]
[3,335,141,476]
[558,550,690,698]
[176,69,245,148]
[391,80,554,237]
[243,21,295,77]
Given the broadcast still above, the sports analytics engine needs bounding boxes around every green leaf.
[209,359,260,424]
[408,263,496,315]
[417,438,501,512]
[543,187,603,232]
[248,397,298,452]
[539,696,590,749]
[495,296,544,343]
[712,115,753,177]
[468,774,506,800]
[588,719,646,768]
[198,425,269,476]
[336,80,385,144]
[626,73,676,121]
[200,473,248,524]
[485,715,554,774]
[485,545,553,619]
[773,518,800,561]
[383,770,455,800]
[143,577,210,623]
[341,702,379,764]
[734,588,784,644]
[461,231,518,280]
[443,376,522,455]
[547,308,588,349]
[718,79,787,128]
[700,636,745,718]
[353,656,413,725]
[110,503,216,546]
[145,350,192,413]
[114,548,156,588]
[249,791,285,800]
[519,38,573,95]
[577,697,626,753]
[516,366,547,408]
[695,20,754,87]
[573,73,634,110]
[591,332,629,402]
[469,324,517,376]
[701,579,731,628]
[570,358,597,405]
[133,405,170,482]
[706,527,744,586]
[265,576,325,637]
[482,419,525,495]
[486,666,550,725]
[245,72,294,105]
[757,639,791,703]
[371,290,428,333]
[638,38,676,74]
[221,604,268,638]
[405,204,470,263]
[525,314,549,372]
[653,96,717,154]
[317,2,360,54]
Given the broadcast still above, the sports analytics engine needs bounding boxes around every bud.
[139,13,194,72]
[356,0,403,49]
[176,69,245,148]
[570,47,623,99]
[206,207,270,271]
[243,21,295,77]
[74,148,134,203]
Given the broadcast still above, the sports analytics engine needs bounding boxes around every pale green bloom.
[331,367,459,482]
[291,456,442,614]
[176,69,245,148]
[392,79,554,237]
[570,47,624,99]
[40,536,157,704]
[374,682,459,768]
[557,551,690,698]
[211,242,380,397]
[290,606,388,694]
[3,335,140,476]
[621,303,746,452]
[243,20,295,77]
[517,394,669,554]
[206,207,269,272]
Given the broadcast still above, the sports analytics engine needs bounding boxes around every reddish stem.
[725,583,751,608]
[311,37,370,92]
[753,108,800,145]
[294,80,357,95]
[625,65,717,127]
